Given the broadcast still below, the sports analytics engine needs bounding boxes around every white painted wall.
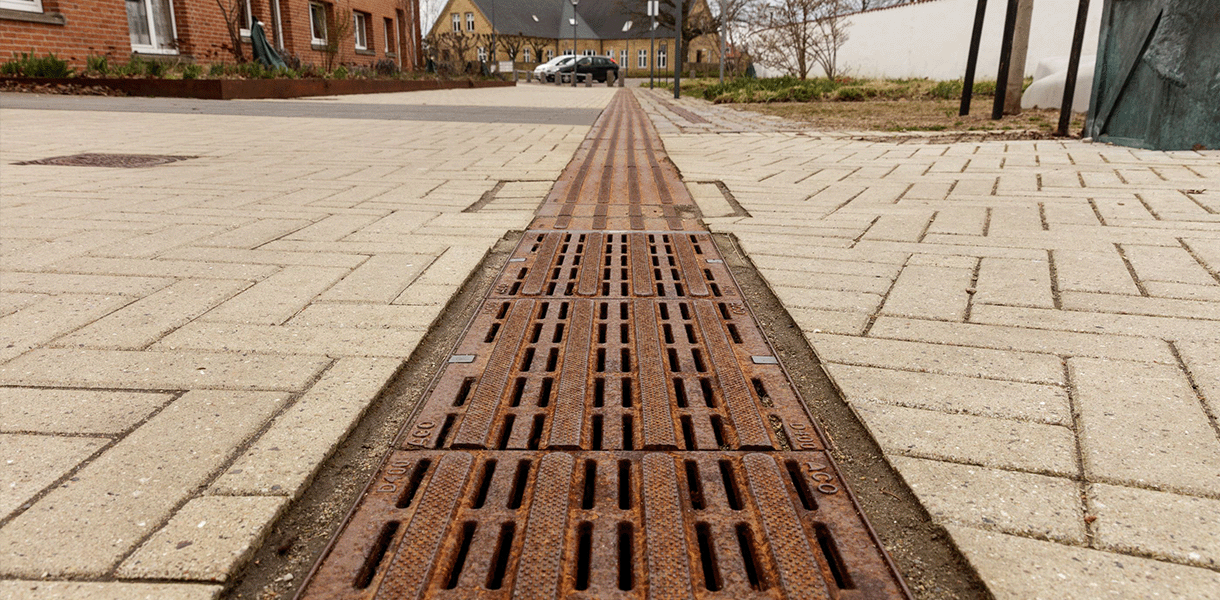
[817,0,1103,80]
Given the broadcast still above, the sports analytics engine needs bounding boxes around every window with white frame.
[523,48,531,63]
[451,12,460,32]
[353,12,368,49]
[638,49,646,68]
[606,50,612,57]
[1,0,43,13]
[309,2,327,45]
[465,12,474,31]
[657,48,667,68]
[583,49,594,56]
[546,49,553,60]
[620,49,627,66]
[477,46,486,61]
[384,17,393,53]
[563,48,572,55]
[126,0,178,53]
[238,0,253,37]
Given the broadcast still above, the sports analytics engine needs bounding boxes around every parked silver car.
[533,56,575,82]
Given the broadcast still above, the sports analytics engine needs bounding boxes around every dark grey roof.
[467,0,675,40]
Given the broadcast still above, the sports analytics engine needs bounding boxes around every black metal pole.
[991,0,1019,120]
[1057,0,1091,136]
[674,0,683,99]
[960,0,988,116]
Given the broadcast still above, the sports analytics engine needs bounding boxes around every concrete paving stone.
[210,357,400,497]
[0,388,170,435]
[1057,248,1139,296]
[1185,237,1220,274]
[156,322,423,358]
[0,348,328,392]
[0,434,108,520]
[87,224,228,259]
[946,524,1220,600]
[861,212,935,242]
[748,253,902,280]
[48,256,278,281]
[889,456,1085,542]
[1060,290,1220,320]
[771,285,884,313]
[880,263,974,321]
[288,303,441,330]
[825,364,1070,425]
[852,239,1046,260]
[1043,202,1101,226]
[282,213,385,242]
[850,401,1077,476]
[391,282,460,306]
[758,267,893,294]
[0,292,43,318]
[1177,340,1220,416]
[989,205,1044,232]
[2,231,134,270]
[0,390,286,577]
[869,316,1176,363]
[54,279,252,350]
[0,294,133,363]
[1089,483,1220,569]
[1093,196,1157,222]
[318,254,435,303]
[974,257,1054,308]
[0,580,221,600]
[0,272,173,296]
[1123,244,1217,287]
[787,307,869,336]
[195,218,312,249]
[199,265,349,325]
[811,333,1065,385]
[159,247,365,268]
[409,246,492,288]
[353,210,438,236]
[256,238,451,257]
[1144,281,1220,302]
[117,495,288,581]
[737,234,908,264]
[972,303,1220,342]
[1071,358,1220,497]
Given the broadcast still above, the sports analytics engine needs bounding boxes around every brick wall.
[1,0,421,70]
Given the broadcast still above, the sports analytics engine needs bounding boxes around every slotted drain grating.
[298,88,910,600]
[13,153,195,168]
[304,450,904,600]
[400,298,820,453]
[492,232,737,299]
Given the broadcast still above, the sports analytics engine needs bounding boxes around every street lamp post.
[570,0,579,87]
[718,0,725,84]
[647,0,657,89]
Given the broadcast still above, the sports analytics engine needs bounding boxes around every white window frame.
[620,49,627,66]
[477,45,486,61]
[309,2,328,45]
[451,12,460,32]
[523,48,531,63]
[583,49,594,56]
[2,0,43,14]
[384,17,394,53]
[126,0,179,55]
[546,49,554,60]
[465,12,474,31]
[638,49,646,68]
[563,48,573,56]
[657,48,667,68]
[238,0,253,38]
[353,12,368,50]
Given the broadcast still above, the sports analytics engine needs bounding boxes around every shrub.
[181,63,203,80]
[85,55,109,76]
[374,58,399,76]
[329,65,349,79]
[208,62,228,77]
[835,87,866,101]
[930,79,996,99]
[1,52,73,78]
[142,59,167,77]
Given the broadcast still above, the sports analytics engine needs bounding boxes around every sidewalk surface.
[1,84,1219,599]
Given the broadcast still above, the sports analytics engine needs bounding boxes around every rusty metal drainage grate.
[401,298,822,453]
[492,232,737,299]
[13,153,195,168]
[300,450,907,599]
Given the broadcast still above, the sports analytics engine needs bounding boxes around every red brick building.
[0,0,422,70]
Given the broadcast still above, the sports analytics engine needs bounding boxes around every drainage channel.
[297,90,912,600]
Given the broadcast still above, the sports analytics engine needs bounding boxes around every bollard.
[617,71,624,87]
[585,74,592,87]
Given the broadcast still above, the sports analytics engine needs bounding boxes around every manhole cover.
[13,153,195,168]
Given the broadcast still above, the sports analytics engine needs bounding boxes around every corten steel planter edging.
[0,77,514,100]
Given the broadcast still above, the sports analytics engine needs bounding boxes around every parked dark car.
[557,56,620,83]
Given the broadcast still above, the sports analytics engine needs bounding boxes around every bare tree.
[526,36,551,64]
[322,2,355,71]
[749,0,849,79]
[617,0,719,65]
[428,31,476,73]
[498,33,528,66]
[215,0,248,63]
